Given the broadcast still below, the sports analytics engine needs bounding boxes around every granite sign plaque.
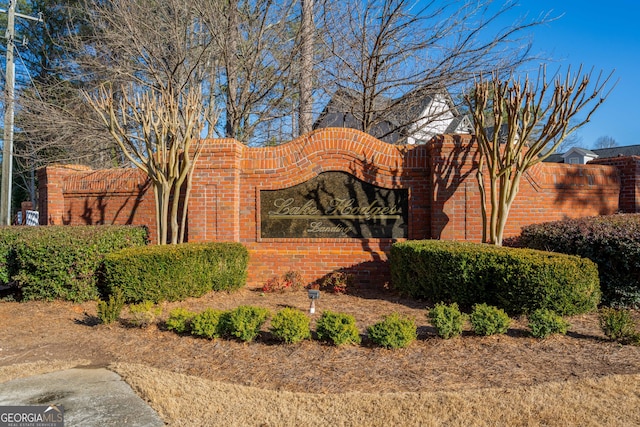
[260,171,408,238]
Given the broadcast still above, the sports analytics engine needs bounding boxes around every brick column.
[189,139,243,242]
[592,156,640,213]
[37,166,75,225]
[428,134,480,240]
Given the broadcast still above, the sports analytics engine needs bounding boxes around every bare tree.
[80,0,217,244]
[555,129,583,153]
[594,135,618,149]
[87,87,208,245]
[199,0,299,144]
[14,81,120,205]
[318,0,549,142]
[8,0,116,207]
[465,66,615,245]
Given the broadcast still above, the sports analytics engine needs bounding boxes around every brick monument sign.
[38,128,627,288]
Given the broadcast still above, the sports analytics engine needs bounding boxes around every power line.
[0,1,42,225]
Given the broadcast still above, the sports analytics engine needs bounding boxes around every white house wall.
[407,93,456,144]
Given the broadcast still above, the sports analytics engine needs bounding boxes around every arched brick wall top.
[201,128,433,189]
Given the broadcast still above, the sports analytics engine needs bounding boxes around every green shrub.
[96,288,125,325]
[315,311,361,346]
[391,240,600,315]
[101,242,249,303]
[528,308,569,338]
[270,307,311,344]
[427,302,467,339]
[165,307,197,334]
[225,306,271,342]
[469,303,511,336]
[0,227,21,284]
[599,308,637,342]
[190,308,229,340]
[128,301,162,328]
[516,214,640,307]
[9,226,147,302]
[367,313,417,349]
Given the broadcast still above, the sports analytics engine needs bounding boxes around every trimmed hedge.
[100,242,249,302]
[0,227,22,284]
[7,225,148,302]
[391,240,600,315]
[515,214,640,307]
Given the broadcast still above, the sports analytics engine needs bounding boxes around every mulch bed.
[1,287,639,393]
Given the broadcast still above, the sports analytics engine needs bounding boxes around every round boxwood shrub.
[528,308,569,338]
[315,310,361,346]
[166,307,197,334]
[427,302,466,339]
[270,307,311,344]
[225,306,271,342]
[190,308,229,340]
[367,313,417,349]
[469,303,511,336]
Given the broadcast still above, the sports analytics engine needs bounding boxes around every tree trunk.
[224,0,240,138]
[298,0,314,136]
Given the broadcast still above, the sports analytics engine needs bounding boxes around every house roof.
[313,86,468,143]
[562,147,598,158]
[592,144,640,158]
[544,144,640,163]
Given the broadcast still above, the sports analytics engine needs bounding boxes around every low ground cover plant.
[96,288,126,325]
[165,308,197,334]
[315,310,361,345]
[262,270,304,293]
[469,303,511,336]
[270,307,311,344]
[528,308,569,338]
[128,301,162,328]
[427,302,467,339]
[320,271,353,294]
[391,240,600,315]
[367,313,417,349]
[225,306,271,342]
[599,307,637,343]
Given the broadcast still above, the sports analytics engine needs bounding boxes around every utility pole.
[0,1,42,225]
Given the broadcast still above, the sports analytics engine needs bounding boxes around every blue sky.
[492,1,639,148]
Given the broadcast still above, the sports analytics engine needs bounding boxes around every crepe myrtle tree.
[465,66,615,245]
[87,85,209,245]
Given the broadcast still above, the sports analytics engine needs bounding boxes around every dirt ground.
[1,287,639,395]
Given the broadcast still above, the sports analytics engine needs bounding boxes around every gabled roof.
[544,144,640,163]
[313,86,467,144]
[592,144,640,158]
[562,147,598,159]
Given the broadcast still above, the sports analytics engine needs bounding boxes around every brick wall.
[38,129,623,288]
[591,156,640,213]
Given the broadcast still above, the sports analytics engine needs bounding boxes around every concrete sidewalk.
[0,367,164,426]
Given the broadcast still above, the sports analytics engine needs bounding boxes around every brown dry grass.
[1,287,640,425]
[114,363,640,427]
